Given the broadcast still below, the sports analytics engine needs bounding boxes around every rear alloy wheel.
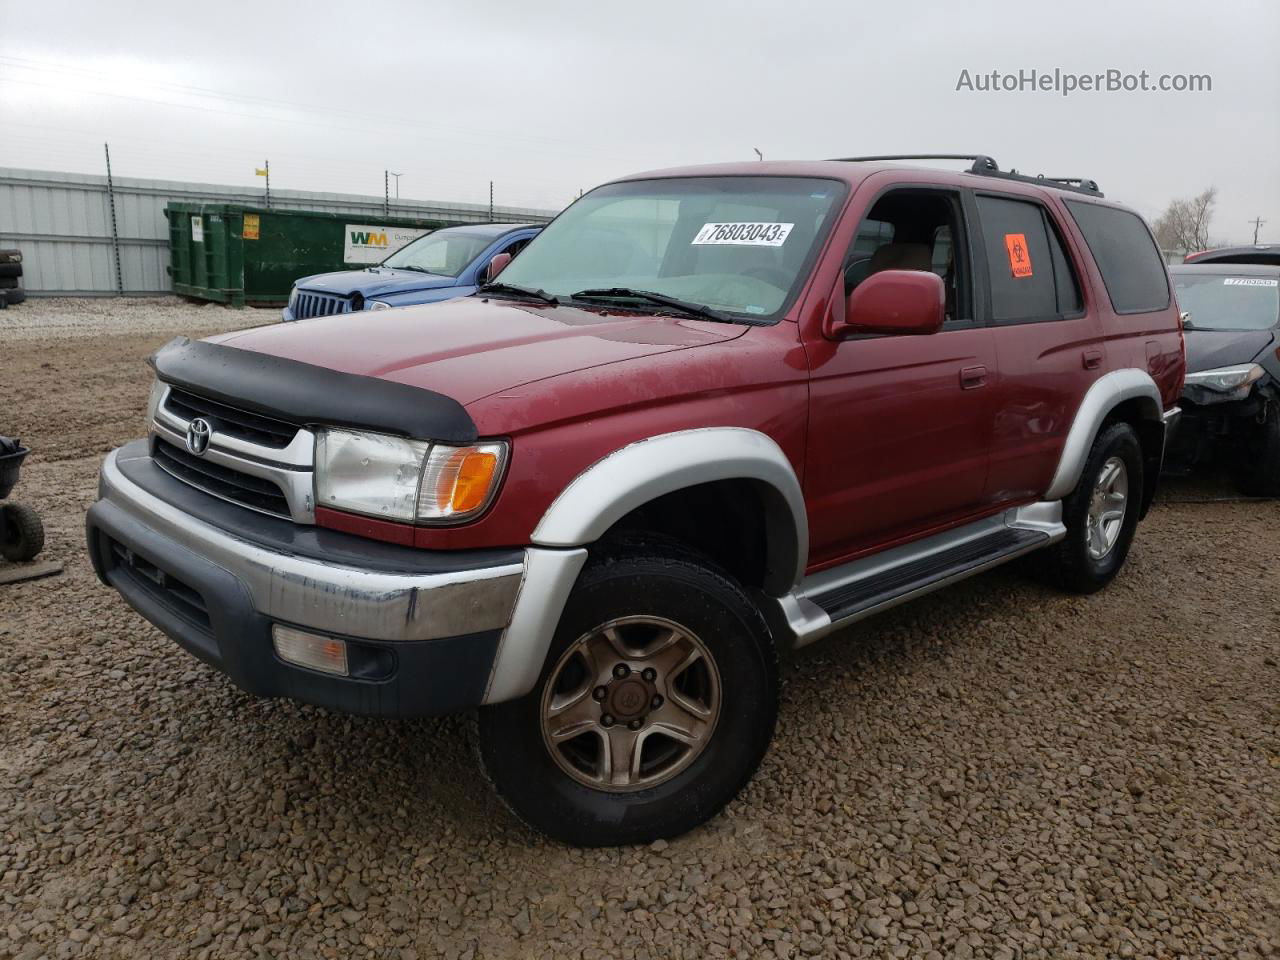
[1040,421,1143,594]
[478,543,776,846]
[1085,456,1129,560]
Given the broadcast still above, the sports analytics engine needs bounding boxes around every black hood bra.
[150,337,479,444]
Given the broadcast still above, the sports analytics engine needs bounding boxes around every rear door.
[970,190,1102,505]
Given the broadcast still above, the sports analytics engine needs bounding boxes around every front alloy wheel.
[478,542,777,846]
[541,615,721,792]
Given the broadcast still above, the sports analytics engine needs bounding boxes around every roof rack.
[829,154,1103,197]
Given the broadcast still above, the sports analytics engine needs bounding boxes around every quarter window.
[975,195,1082,323]
[1065,201,1171,314]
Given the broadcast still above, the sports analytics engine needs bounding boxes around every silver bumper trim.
[100,447,525,642]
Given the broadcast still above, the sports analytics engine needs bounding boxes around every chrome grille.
[293,290,354,320]
[151,384,316,524]
[164,388,297,448]
[154,439,292,518]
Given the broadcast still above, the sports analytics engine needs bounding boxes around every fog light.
[272,625,349,677]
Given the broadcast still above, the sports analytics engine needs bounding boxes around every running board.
[777,502,1065,648]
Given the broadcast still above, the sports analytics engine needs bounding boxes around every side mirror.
[482,252,512,284]
[827,269,945,339]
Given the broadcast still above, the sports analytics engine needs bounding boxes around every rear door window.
[1065,201,1171,314]
[974,194,1082,323]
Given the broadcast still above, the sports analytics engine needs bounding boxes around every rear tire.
[1233,405,1280,497]
[1040,422,1144,594]
[478,542,777,846]
[1,503,45,562]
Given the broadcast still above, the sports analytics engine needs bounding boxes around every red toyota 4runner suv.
[87,156,1184,846]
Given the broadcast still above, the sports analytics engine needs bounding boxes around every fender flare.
[532,427,809,595]
[1046,368,1163,501]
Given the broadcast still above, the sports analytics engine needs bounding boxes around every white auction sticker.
[692,222,794,246]
[1223,278,1278,287]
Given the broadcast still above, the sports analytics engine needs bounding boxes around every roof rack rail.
[830,154,1103,197]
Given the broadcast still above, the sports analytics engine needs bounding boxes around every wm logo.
[349,231,389,247]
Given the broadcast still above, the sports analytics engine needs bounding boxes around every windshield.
[382,230,494,277]
[495,176,846,321]
[1173,274,1280,331]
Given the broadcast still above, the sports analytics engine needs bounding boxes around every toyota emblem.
[185,417,212,456]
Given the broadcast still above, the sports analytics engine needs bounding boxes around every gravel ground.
[1,296,275,342]
[2,298,1278,960]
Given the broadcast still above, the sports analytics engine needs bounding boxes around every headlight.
[1182,363,1264,402]
[314,429,507,523]
[368,299,392,311]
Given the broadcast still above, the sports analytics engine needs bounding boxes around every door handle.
[1082,349,1103,370]
[960,365,988,390]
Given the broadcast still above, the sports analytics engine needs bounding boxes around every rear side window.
[974,195,1082,323]
[1065,201,1170,314]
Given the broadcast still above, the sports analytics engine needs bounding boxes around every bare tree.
[1153,187,1217,253]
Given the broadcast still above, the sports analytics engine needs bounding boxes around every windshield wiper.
[479,282,559,305]
[570,287,738,324]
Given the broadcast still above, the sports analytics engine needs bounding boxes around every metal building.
[0,167,557,297]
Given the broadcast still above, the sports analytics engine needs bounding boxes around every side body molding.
[533,427,809,594]
[1045,368,1163,501]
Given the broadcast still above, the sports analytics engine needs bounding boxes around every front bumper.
[1166,391,1267,466]
[86,442,530,716]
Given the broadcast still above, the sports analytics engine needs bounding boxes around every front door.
[803,186,997,569]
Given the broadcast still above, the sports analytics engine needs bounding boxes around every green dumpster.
[165,203,457,307]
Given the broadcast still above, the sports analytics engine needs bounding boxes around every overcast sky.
[1,0,1277,241]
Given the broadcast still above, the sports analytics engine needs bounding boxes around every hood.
[1183,328,1277,373]
[295,267,459,297]
[209,296,746,406]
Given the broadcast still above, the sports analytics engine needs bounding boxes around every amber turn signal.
[417,441,508,520]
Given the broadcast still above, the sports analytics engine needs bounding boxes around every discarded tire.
[1,502,45,562]
[0,262,22,279]
[4,288,25,306]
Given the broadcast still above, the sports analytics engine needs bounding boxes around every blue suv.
[282,222,541,321]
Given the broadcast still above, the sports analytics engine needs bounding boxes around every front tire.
[1041,422,1144,594]
[478,543,777,847]
[1234,404,1280,497]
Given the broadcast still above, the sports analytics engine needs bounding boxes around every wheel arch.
[531,428,808,596]
[1046,368,1165,510]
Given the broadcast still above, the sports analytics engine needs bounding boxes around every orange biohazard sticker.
[1004,233,1033,278]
